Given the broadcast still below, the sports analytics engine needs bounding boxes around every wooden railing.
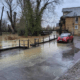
[0,39,30,51]
[30,35,58,47]
[0,35,58,51]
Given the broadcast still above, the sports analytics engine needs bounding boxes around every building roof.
[62,7,80,17]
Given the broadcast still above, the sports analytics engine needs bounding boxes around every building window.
[75,25,78,29]
[75,17,78,23]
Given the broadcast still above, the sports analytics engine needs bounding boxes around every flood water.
[0,32,80,80]
[0,31,57,49]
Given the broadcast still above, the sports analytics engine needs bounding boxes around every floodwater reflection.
[0,31,58,49]
[0,39,75,78]
[0,33,80,79]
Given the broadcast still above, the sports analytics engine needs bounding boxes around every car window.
[60,33,70,37]
[68,34,70,36]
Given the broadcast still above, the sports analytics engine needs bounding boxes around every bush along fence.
[0,35,58,51]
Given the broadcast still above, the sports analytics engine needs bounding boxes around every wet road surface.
[0,36,80,80]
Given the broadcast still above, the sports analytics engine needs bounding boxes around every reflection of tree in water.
[62,52,74,60]
[62,43,79,60]
[0,51,1,55]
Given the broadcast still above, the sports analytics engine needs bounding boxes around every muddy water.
[41,31,57,42]
[0,41,74,77]
[0,31,58,68]
[0,32,79,79]
[0,31,57,49]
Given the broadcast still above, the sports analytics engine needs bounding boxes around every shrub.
[18,29,25,36]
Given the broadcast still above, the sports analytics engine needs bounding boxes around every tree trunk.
[13,12,17,33]
[0,20,2,35]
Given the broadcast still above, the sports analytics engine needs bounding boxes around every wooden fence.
[30,35,58,47]
[0,39,29,51]
[0,35,58,51]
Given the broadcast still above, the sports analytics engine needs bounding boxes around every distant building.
[55,23,60,30]
[62,7,80,35]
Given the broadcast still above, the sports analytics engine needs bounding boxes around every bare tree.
[1,19,8,32]
[1,0,18,33]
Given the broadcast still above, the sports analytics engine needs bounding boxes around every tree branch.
[47,0,58,4]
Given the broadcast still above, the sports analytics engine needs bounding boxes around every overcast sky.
[0,0,80,27]
[42,0,80,27]
[55,0,80,19]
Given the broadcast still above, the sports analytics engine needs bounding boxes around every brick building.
[62,7,80,35]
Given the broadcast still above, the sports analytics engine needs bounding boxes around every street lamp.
[72,13,77,35]
[72,22,74,35]
[59,20,62,35]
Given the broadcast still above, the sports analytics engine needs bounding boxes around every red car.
[57,33,73,43]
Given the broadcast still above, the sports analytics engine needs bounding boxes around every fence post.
[34,39,35,44]
[49,36,50,41]
[28,39,29,48]
[54,35,55,39]
[19,39,20,48]
[43,37,44,43]
[34,39,36,46]
[24,40,25,47]
[38,39,39,46]
[35,39,36,46]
